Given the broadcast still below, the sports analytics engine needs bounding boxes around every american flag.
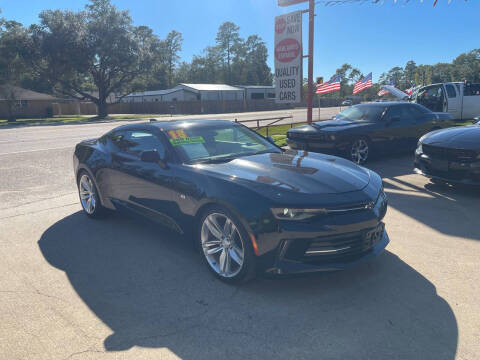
[353,72,373,95]
[378,88,389,97]
[316,74,341,95]
[405,84,416,96]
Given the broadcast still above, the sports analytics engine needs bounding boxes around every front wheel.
[349,138,370,165]
[198,207,256,284]
[77,171,105,218]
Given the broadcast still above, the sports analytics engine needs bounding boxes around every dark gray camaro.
[415,125,480,185]
[73,120,389,283]
[287,102,454,164]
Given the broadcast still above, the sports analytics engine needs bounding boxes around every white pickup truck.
[382,82,480,121]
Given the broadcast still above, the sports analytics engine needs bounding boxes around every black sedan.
[414,125,480,185]
[74,120,388,283]
[287,102,454,164]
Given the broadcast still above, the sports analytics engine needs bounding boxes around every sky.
[1,0,479,82]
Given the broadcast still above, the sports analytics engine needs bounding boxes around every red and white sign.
[275,11,302,103]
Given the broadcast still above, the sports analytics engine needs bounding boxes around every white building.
[121,87,198,103]
[122,83,246,103]
[176,84,244,101]
[122,83,276,103]
[235,85,276,100]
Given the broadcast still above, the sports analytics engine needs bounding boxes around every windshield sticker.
[169,136,205,146]
[168,129,188,139]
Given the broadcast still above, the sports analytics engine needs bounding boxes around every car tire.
[198,206,256,284]
[349,137,370,165]
[77,170,106,218]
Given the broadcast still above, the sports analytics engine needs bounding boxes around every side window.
[405,105,422,118]
[465,84,480,96]
[445,84,457,98]
[385,106,403,121]
[109,130,165,157]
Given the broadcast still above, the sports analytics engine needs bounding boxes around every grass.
[256,122,306,147]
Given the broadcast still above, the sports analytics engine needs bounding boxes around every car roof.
[357,101,408,106]
[107,119,236,134]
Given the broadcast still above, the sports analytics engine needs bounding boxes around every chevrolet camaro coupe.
[287,102,454,164]
[415,124,480,185]
[74,120,389,283]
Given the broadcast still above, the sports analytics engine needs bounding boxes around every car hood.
[293,119,374,133]
[193,150,371,195]
[421,125,480,150]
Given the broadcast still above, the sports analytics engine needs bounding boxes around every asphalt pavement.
[0,109,479,359]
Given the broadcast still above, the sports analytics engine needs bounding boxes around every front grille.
[422,144,446,159]
[423,144,478,162]
[289,132,326,141]
[447,148,477,161]
[282,223,384,265]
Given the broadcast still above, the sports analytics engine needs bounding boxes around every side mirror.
[140,149,161,163]
[266,136,275,144]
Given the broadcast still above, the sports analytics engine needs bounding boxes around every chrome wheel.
[201,213,245,278]
[351,139,369,164]
[79,174,96,214]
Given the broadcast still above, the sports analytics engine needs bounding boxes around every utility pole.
[307,0,315,124]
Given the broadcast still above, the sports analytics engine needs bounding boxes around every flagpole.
[306,0,315,124]
[318,94,321,121]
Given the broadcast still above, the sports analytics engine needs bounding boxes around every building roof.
[178,83,243,92]
[235,85,275,89]
[0,85,58,101]
[125,87,195,97]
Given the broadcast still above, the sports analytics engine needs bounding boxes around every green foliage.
[176,22,272,86]
[27,0,163,117]
[379,49,480,90]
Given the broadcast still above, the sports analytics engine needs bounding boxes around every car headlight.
[373,186,387,217]
[416,142,423,154]
[271,208,327,221]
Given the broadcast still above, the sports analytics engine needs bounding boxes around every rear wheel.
[198,207,256,284]
[77,171,105,218]
[349,138,369,164]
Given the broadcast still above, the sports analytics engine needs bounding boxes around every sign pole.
[318,95,321,121]
[306,0,315,124]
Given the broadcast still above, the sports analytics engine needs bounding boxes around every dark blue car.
[74,120,388,283]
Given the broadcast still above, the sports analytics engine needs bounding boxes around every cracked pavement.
[0,115,479,359]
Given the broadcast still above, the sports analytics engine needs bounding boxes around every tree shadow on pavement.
[367,154,480,241]
[38,211,458,360]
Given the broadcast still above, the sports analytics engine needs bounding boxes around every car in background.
[74,120,389,283]
[286,102,454,164]
[341,99,352,106]
[412,82,480,121]
[474,116,480,125]
[414,124,480,185]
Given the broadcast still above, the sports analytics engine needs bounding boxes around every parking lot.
[1,117,479,360]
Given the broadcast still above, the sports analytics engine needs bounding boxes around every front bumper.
[261,222,389,275]
[414,152,480,186]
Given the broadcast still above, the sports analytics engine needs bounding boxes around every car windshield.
[166,123,281,163]
[336,104,387,122]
